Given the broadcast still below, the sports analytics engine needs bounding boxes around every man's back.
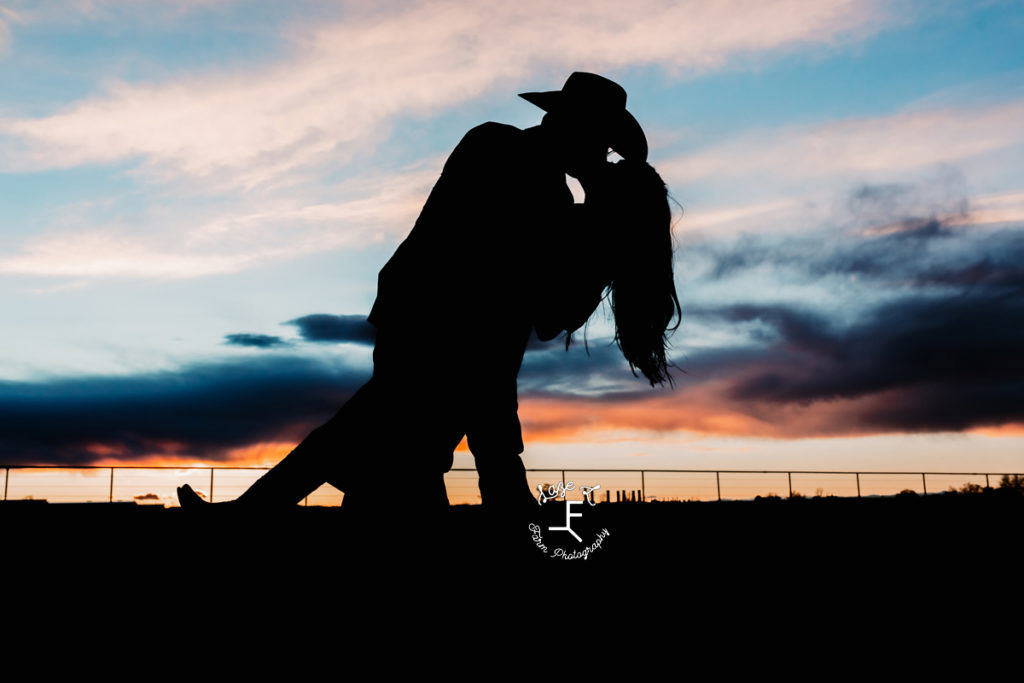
[364,122,573,473]
[367,122,573,341]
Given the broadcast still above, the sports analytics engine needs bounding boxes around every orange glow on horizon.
[89,441,299,468]
[967,424,1024,438]
[517,382,991,443]
[50,391,1024,470]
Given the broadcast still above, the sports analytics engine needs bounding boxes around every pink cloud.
[0,0,897,189]
[663,99,1024,188]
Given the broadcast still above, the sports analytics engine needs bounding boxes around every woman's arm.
[532,203,613,342]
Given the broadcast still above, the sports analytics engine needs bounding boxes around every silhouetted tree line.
[943,474,1024,496]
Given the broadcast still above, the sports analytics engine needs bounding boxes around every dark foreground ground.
[5,491,1023,639]
[6,493,1018,645]
[5,492,1021,581]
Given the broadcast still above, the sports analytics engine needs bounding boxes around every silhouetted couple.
[178,72,681,526]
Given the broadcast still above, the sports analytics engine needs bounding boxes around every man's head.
[520,72,647,177]
[538,110,609,179]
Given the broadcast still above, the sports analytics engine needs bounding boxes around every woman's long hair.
[569,159,683,387]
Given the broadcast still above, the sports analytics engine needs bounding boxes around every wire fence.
[1,465,1020,507]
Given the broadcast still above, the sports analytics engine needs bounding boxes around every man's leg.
[338,380,460,516]
[466,412,537,513]
[473,450,537,510]
[463,387,537,512]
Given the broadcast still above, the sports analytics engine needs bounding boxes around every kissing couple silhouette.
[177,72,682,527]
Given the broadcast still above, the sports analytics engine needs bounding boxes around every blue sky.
[1,0,1023,478]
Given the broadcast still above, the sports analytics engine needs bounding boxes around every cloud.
[5,265,1024,468]
[223,333,289,348]
[0,10,11,56]
[5,0,238,25]
[0,1,914,285]
[0,0,897,188]
[284,314,376,345]
[0,160,442,279]
[7,197,1023,466]
[657,275,1024,437]
[0,354,370,465]
[662,99,1024,191]
[719,279,1024,405]
[680,175,1024,290]
[516,190,1024,440]
[521,339,645,399]
[516,276,1024,440]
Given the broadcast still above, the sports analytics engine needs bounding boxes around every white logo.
[528,480,611,560]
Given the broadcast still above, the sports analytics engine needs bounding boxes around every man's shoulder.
[441,122,525,177]
[463,121,523,142]
[451,122,524,157]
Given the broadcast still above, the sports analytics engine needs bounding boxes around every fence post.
[922,473,927,496]
[210,468,215,504]
[986,473,990,488]
[4,467,8,501]
[109,467,114,503]
[788,472,793,498]
[641,471,646,502]
[716,471,721,501]
[856,473,861,498]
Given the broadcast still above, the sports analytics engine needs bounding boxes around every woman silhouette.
[176,155,681,517]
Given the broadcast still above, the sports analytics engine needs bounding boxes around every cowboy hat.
[519,72,648,162]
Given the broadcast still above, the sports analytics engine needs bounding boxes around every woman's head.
[597,159,682,387]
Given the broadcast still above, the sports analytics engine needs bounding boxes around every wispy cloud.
[0,6,16,56]
[663,99,1024,190]
[4,0,236,24]
[0,0,908,285]
[0,0,897,189]
[0,160,442,279]
[26,90,1021,283]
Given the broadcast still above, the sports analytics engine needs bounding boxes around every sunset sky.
[2,1,1023,503]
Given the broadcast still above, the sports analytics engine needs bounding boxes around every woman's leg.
[245,378,384,506]
[177,365,462,512]
[178,379,378,508]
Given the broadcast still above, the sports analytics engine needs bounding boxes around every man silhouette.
[360,71,649,513]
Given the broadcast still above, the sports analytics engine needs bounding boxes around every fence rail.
[1,465,1021,506]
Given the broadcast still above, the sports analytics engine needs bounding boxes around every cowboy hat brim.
[519,90,648,163]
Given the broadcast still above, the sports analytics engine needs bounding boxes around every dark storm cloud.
[690,304,838,356]
[284,314,376,345]
[688,177,985,285]
[223,333,289,348]
[691,214,966,284]
[708,278,1024,429]
[519,336,639,398]
[910,245,1024,290]
[519,326,693,402]
[634,172,1024,433]
[0,355,371,466]
[844,172,968,232]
